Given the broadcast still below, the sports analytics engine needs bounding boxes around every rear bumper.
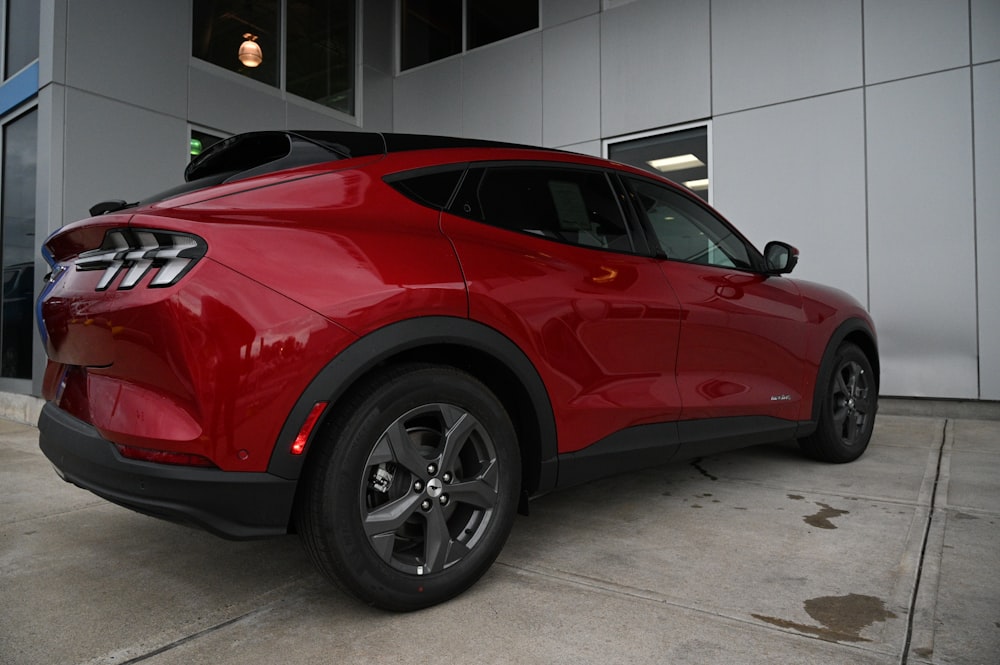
[38,403,297,539]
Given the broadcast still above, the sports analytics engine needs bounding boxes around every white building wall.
[542,15,601,148]
[974,61,1000,400]
[712,91,869,308]
[711,0,863,114]
[599,0,711,137]
[866,70,977,398]
[390,0,998,400]
[45,0,366,224]
[462,34,543,144]
[30,0,1000,400]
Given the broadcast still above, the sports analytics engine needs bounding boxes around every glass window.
[192,0,356,114]
[400,0,462,71]
[608,126,710,201]
[1,109,37,379]
[387,168,464,209]
[192,0,281,87]
[627,177,752,270]
[399,0,538,71]
[467,0,538,49]
[286,0,355,114]
[463,167,633,252]
[4,0,40,79]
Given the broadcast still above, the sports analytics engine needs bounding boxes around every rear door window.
[452,166,635,253]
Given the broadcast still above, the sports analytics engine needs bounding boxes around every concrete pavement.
[1,410,998,664]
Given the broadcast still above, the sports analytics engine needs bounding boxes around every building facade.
[0,0,997,419]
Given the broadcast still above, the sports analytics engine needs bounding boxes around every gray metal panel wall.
[599,0,710,137]
[393,59,465,135]
[462,34,543,144]
[864,0,970,84]
[711,0,863,114]
[866,70,977,398]
[713,91,868,307]
[974,62,1000,400]
[543,15,600,148]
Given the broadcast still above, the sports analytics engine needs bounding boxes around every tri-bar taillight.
[75,228,207,291]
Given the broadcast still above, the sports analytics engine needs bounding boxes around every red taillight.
[291,402,328,455]
[114,443,217,468]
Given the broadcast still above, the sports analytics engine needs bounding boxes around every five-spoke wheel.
[296,364,520,611]
[799,342,877,463]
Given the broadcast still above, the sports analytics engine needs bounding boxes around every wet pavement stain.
[690,458,718,481]
[804,502,849,529]
[752,594,896,643]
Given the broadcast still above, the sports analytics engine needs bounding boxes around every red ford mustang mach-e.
[37,131,878,610]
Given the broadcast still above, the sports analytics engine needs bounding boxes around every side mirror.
[764,241,799,275]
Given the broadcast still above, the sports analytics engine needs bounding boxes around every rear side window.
[386,169,464,209]
[453,166,633,252]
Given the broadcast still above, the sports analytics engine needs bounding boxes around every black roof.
[90,131,556,217]
[184,130,551,183]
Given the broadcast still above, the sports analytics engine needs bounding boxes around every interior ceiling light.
[647,154,705,172]
[683,178,710,191]
[238,33,262,67]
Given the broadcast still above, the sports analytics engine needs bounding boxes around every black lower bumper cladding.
[37,403,297,539]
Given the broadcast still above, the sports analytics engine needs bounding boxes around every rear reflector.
[114,443,217,468]
[291,402,328,455]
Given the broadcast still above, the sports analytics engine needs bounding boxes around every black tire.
[799,342,877,463]
[296,363,521,611]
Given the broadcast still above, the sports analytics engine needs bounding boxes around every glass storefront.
[3,0,39,78]
[0,0,40,388]
[0,109,36,380]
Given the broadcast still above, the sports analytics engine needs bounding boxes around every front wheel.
[799,343,877,463]
[296,364,521,611]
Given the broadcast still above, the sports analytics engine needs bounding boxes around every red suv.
[37,131,878,610]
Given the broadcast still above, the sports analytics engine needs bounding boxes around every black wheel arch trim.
[267,316,558,495]
[810,317,880,426]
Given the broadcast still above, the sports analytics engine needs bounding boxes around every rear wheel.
[296,364,520,610]
[799,342,877,463]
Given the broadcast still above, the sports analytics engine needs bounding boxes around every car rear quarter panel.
[40,249,357,471]
[156,167,468,333]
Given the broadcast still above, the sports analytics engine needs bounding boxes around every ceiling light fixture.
[683,178,710,191]
[238,33,262,68]
[647,154,705,172]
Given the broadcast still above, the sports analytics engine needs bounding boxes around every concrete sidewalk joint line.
[899,419,950,665]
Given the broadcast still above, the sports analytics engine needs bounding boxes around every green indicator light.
[190,138,203,156]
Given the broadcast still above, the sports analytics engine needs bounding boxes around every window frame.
[190,0,360,120]
[396,0,540,74]
[0,103,38,389]
[603,121,713,204]
[2,0,40,81]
